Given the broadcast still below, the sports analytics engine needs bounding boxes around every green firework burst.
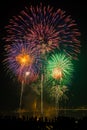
[46,52,74,85]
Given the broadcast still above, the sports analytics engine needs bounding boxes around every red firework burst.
[4,3,81,58]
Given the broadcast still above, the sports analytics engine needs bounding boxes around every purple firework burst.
[4,3,81,58]
[3,40,41,83]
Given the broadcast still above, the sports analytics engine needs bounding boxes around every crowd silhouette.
[0,114,87,129]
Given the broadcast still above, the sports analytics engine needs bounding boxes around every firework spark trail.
[19,80,24,109]
[50,85,68,116]
[4,4,80,58]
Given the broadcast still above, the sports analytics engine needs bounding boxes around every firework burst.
[46,52,74,85]
[49,85,68,102]
[3,40,41,83]
[4,4,80,58]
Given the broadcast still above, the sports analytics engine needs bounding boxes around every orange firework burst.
[16,49,34,67]
[52,68,62,80]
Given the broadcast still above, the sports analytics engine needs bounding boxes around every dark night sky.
[0,0,87,113]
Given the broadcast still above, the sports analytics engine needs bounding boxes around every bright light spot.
[52,68,62,80]
[25,71,30,76]
[16,53,33,66]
